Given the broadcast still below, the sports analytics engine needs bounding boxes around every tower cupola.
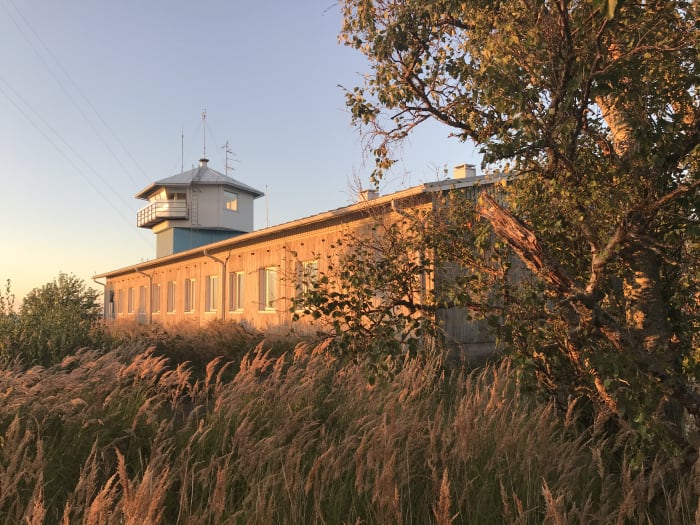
[135,161,264,258]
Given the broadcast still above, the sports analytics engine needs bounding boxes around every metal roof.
[135,162,265,200]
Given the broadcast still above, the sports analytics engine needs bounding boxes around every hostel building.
[95,160,499,356]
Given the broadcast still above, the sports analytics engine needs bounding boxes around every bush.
[0,274,103,367]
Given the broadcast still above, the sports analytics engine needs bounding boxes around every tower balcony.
[137,200,188,228]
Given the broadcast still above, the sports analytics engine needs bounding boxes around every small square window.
[224,190,238,212]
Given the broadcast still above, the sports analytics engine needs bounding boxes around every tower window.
[224,190,238,212]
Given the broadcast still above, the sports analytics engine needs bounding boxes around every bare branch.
[476,192,575,295]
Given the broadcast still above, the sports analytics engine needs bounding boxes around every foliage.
[291,213,439,372]
[0,280,18,362]
[339,0,700,457]
[0,274,103,367]
[0,339,698,523]
[104,319,292,377]
[291,190,510,374]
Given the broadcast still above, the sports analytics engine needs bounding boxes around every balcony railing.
[137,200,188,228]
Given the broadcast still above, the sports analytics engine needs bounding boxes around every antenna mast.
[201,109,207,159]
[181,124,184,172]
[223,140,233,175]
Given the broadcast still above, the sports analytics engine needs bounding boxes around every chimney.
[358,189,379,202]
[453,163,476,179]
[199,158,209,167]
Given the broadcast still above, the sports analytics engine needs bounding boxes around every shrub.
[0,274,103,367]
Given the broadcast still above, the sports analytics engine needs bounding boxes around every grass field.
[0,321,697,524]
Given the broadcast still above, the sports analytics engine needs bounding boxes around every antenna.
[266,184,269,228]
[180,124,184,173]
[222,140,240,175]
[201,109,207,159]
[223,140,232,175]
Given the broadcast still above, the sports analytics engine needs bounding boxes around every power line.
[4,0,150,188]
[0,77,151,248]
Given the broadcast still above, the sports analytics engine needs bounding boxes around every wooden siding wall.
[106,220,358,334]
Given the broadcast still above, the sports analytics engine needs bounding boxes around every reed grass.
[0,325,697,523]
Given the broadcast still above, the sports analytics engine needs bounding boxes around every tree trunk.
[623,246,673,356]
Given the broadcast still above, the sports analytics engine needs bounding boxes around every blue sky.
[1,0,480,302]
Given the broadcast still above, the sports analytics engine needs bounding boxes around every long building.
[95,160,498,356]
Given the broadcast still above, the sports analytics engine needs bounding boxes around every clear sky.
[0,0,480,303]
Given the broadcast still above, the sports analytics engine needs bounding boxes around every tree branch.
[476,191,575,295]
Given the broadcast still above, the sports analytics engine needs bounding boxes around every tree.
[291,209,440,374]
[0,274,103,367]
[292,189,511,374]
[339,0,700,456]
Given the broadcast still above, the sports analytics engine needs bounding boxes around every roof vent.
[199,158,209,167]
[453,163,476,179]
[359,189,379,202]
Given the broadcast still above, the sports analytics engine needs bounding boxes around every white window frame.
[151,283,161,314]
[205,274,219,312]
[184,278,196,313]
[127,287,134,314]
[259,267,278,311]
[297,260,319,298]
[228,271,245,312]
[166,281,176,313]
[299,259,318,292]
[138,285,147,315]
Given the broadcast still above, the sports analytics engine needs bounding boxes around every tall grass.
[0,330,697,523]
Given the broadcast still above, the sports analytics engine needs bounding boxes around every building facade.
[95,162,498,355]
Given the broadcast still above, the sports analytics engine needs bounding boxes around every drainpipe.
[135,267,153,324]
[204,249,229,321]
[92,275,109,320]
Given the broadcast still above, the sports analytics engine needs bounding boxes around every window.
[117,289,124,314]
[205,275,219,312]
[108,290,115,319]
[229,271,245,311]
[151,284,161,313]
[166,281,176,313]
[184,278,196,313]
[224,190,238,212]
[259,267,278,311]
[138,286,147,314]
[297,260,319,298]
[127,287,134,314]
